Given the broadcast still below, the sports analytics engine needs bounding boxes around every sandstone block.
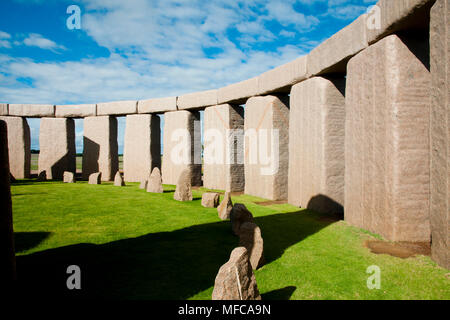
[177,89,218,110]
[138,97,177,114]
[139,180,148,190]
[147,167,163,193]
[162,111,202,186]
[63,171,75,183]
[238,222,264,270]
[0,116,30,179]
[204,104,244,192]
[345,35,431,242]
[201,192,220,208]
[82,116,118,181]
[123,114,161,182]
[174,169,193,201]
[230,204,254,236]
[97,101,137,116]
[88,172,101,184]
[217,78,258,105]
[430,0,449,269]
[244,96,289,201]
[38,118,76,180]
[212,247,261,300]
[258,56,308,94]
[218,192,233,220]
[8,104,54,118]
[114,171,125,186]
[0,104,7,116]
[55,104,96,118]
[288,77,345,215]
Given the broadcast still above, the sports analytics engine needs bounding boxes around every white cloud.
[22,33,67,52]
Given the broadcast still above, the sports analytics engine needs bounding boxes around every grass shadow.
[14,232,51,253]
[261,286,296,300]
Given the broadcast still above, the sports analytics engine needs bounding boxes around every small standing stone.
[174,169,192,201]
[37,171,47,181]
[201,192,220,208]
[139,180,148,190]
[212,247,261,300]
[230,203,254,236]
[114,171,125,186]
[63,171,75,183]
[217,192,233,220]
[147,167,163,193]
[89,172,101,185]
[239,222,264,270]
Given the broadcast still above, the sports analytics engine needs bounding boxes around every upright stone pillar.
[288,77,345,215]
[123,114,161,182]
[204,104,244,192]
[430,0,449,269]
[82,116,118,181]
[244,96,289,201]
[0,116,30,179]
[345,34,430,242]
[0,120,16,285]
[38,118,75,180]
[162,110,201,186]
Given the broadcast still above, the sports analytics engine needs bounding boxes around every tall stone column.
[0,116,30,179]
[288,77,345,215]
[38,118,76,180]
[123,114,161,182]
[0,120,16,286]
[345,34,430,242]
[82,116,118,181]
[162,110,201,186]
[430,0,449,269]
[244,96,289,201]
[204,104,244,192]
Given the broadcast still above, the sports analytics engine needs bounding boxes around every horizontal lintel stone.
[8,104,55,118]
[0,104,7,116]
[138,96,177,114]
[55,104,96,118]
[177,89,218,110]
[217,78,259,105]
[96,100,137,116]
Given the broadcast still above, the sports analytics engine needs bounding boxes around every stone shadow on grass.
[14,210,333,300]
[14,232,51,253]
[261,286,296,300]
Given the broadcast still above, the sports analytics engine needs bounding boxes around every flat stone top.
[97,100,137,116]
[177,89,218,110]
[8,104,55,117]
[55,104,96,118]
[0,104,7,116]
[138,96,177,114]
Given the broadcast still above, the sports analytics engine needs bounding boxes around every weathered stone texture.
[0,120,16,284]
[147,167,163,193]
[258,56,308,94]
[123,114,161,182]
[204,105,244,192]
[288,77,345,215]
[308,14,368,75]
[8,104,54,118]
[63,171,75,183]
[82,116,118,181]
[218,192,233,220]
[97,101,137,116]
[201,192,220,208]
[0,116,30,179]
[55,104,96,118]
[174,169,193,201]
[212,247,261,300]
[177,89,218,110]
[88,172,101,185]
[430,0,449,269]
[217,78,258,104]
[138,97,177,114]
[139,180,148,190]
[38,118,76,180]
[230,204,254,236]
[0,104,7,116]
[162,111,202,186]
[238,222,264,270]
[114,171,125,186]
[244,96,289,201]
[345,35,431,242]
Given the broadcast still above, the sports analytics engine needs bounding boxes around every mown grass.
[11,180,450,300]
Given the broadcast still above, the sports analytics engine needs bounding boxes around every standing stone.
[37,171,47,181]
[0,120,16,286]
[212,247,261,300]
[203,105,244,192]
[345,34,431,242]
[244,96,289,201]
[82,116,118,181]
[147,167,163,193]
[288,77,345,215]
[114,171,125,186]
[162,111,201,186]
[139,180,148,190]
[88,172,101,185]
[38,118,76,180]
[430,0,449,269]
[238,222,264,270]
[217,192,233,220]
[174,169,193,201]
[0,116,30,179]
[63,171,75,183]
[230,204,254,236]
[201,192,220,208]
[123,114,161,182]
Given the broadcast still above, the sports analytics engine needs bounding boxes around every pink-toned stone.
[177,89,218,110]
[345,35,431,242]
[63,171,75,183]
[217,192,233,220]
[8,104,54,118]
[238,222,264,270]
[88,172,101,185]
[55,104,96,118]
[0,104,7,116]
[114,171,125,186]
[173,169,193,201]
[217,78,258,104]
[139,180,148,190]
[96,100,137,116]
[138,97,177,114]
[201,192,220,208]
[147,167,163,193]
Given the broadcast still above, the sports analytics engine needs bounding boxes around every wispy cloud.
[22,33,67,52]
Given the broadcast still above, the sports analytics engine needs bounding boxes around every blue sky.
[0,0,376,153]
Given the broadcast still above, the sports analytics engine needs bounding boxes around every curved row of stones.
[0,0,448,285]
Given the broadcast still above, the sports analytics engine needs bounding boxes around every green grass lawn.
[11,180,450,300]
